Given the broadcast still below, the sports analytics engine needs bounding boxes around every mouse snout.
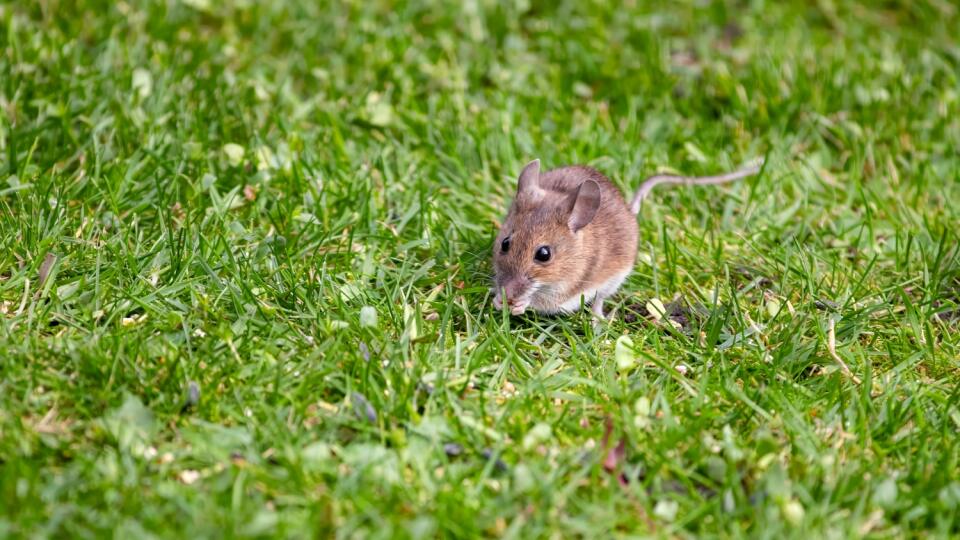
[493,276,532,314]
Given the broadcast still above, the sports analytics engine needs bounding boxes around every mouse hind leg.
[591,268,632,321]
[591,294,610,319]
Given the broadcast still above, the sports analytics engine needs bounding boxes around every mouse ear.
[516,159,543,200]
[568,179,601,233]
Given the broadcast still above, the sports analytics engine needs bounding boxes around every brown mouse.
[491,159,762,318]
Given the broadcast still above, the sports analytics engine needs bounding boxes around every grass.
[2,0,960,537]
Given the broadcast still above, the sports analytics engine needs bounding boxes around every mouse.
[490,158,762,318]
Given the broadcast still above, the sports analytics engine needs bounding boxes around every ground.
[1,0,959,538]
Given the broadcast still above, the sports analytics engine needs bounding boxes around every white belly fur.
[555,268,632,313]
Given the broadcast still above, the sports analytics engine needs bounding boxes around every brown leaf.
[599,416,626,473]
[600,417,614,449]
[598,416,656,531]
[604,438,626,474]
[38,253,57,288]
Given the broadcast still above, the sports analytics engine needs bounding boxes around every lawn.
[2,0,959,537]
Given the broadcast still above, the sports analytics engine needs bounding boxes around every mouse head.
[492,159,602,315]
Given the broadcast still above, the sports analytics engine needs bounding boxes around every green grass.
[2,0,960,537]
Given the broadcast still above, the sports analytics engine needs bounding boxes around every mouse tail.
[628,159,764,215]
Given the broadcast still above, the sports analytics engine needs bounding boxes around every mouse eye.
[500,237,511,253]
[534,246,551,262]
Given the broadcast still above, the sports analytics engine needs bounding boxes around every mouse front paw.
[491,288,503,310]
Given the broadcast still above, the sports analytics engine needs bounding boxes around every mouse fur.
[491,158,761,318]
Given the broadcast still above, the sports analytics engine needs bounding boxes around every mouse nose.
[502,278,532,314]
[504,277,529,299]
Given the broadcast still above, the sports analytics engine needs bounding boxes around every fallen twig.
[827,318,861,385]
